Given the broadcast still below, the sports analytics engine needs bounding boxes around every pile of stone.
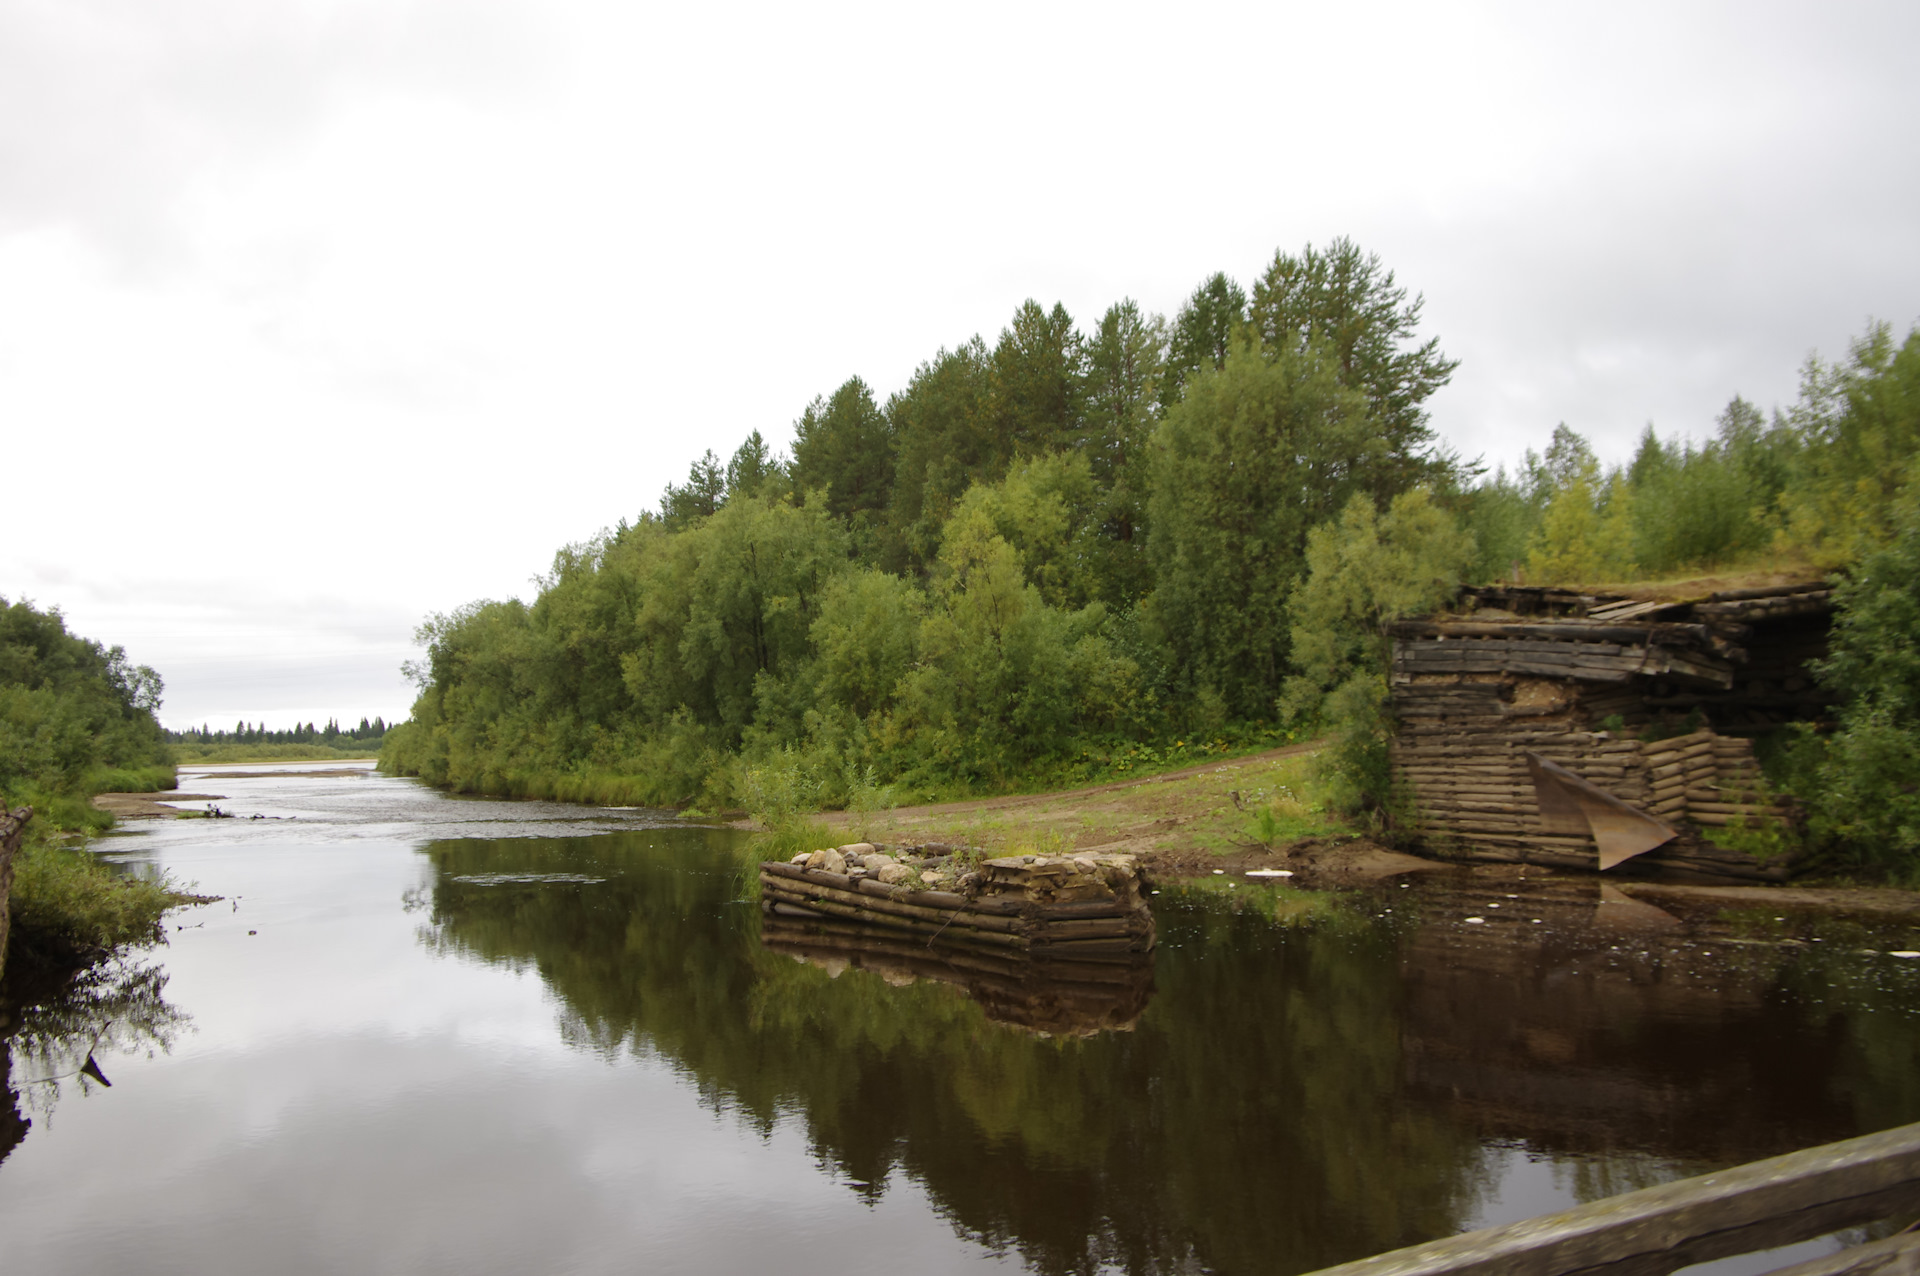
[758,843,1155,959]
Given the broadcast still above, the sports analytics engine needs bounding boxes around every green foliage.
[1146,335,1376,717]
[8,830,188,963]
[1249,236,1459,496]
[790,377,895,556]
[0,597,172,829]
[1161,272,1248,413]
[1081,299,1166,606]
[1803,476,1920,876]
[1283,489,1477,715]
[1526,468,1636,585]
[1281,488,1473,832]
[1459,466,1540,584]
[1780,323,1920,564]
[941,451,1102,610]
[890,505,1141,786]
[1464,323,1916,589]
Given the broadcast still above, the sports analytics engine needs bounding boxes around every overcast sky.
[3,0,1916,731]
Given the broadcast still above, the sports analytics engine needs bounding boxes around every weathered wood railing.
[1308,1122,1920,1276]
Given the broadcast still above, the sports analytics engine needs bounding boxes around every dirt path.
[799,742,1438,885]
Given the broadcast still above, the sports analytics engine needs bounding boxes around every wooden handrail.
[1307,1122,1920,1276]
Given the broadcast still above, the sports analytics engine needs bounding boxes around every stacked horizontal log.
[1392,727,1648,846]
[758,846,1154,960]
[1390,631,1733,691]
[1385,582,1831,882]
[1695,585,1834,621]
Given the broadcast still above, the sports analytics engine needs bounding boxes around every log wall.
[1387,584,1832,883]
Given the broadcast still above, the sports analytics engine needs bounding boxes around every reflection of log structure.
[761,917,1155,1037]
[1390,584,1832,883]
[757,850,1156,959]
[1393,877,1856,1166]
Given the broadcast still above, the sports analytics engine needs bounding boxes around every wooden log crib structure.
[758,845,1156,963]
[1390,582,1836,884]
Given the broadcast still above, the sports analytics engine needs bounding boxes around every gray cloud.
[0,0,546,270]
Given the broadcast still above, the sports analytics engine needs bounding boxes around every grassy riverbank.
[171,742,381,764]
[1,598,203,975]
[6,825,201,974]
[741,740,1392,874]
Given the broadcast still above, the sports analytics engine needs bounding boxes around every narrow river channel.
[2,762,1918,1275]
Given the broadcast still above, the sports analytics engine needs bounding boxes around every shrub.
[1805,468,1920,878]
[8,826,195,967]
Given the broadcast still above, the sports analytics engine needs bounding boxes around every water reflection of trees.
[0,958,189,1168]
[414,834,1920,1275]
[416,833,1485,1275]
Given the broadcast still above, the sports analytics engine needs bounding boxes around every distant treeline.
[165,718,392,747]
[382,236,1919,854]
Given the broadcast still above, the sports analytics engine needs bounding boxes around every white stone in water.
[1890,951,1920,959]
[1465,917,1486,924]
[1245,870,1293,878]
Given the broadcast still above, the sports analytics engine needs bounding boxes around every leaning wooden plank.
[1529,752,1678,871]
[1300,1122,1920,1276]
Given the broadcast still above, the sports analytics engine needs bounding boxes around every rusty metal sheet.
[1526,751,1679,870]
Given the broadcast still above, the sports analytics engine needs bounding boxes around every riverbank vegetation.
[1,598,192,971]
[380,238,1919,877]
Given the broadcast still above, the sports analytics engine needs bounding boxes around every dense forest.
[164,717,391,748]
[382,238,1920,867]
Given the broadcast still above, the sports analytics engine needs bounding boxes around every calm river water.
[2,762,1918,1275]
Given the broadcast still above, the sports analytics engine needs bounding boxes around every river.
[2,762,1917,1275]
